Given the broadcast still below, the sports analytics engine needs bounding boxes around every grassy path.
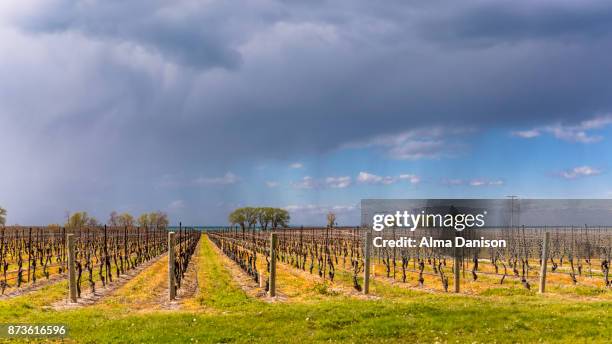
[99,253,170,312]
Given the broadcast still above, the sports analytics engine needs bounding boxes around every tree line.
[64,210,169,229]
[0,207,169,229]
[228,207,290,233]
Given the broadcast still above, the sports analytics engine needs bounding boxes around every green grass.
[0,236,610,343]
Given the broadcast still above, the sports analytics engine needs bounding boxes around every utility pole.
[506,195,518,229]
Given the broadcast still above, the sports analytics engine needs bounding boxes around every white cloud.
[289,162,303,169]
[345,127,472,160]
[511,130,541,138]
[398,174,421,184]
[325,176,352,188]
[443,178,504,186]
[284,204,357,215]
[357,171,420,185]
[469,179,504,187]
[291,176,317,189]
[468,179,486,186]
[265,181,279,188]
[292,175,352,189]
[559,166,602,179]
[194,172,240,186]
[290,172,419,189]
[357,171,395,184]
[513,114,612,143]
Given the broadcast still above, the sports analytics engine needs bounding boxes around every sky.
[1,0,611,226]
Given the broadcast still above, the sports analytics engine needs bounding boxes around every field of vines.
[0,226,200,298]
[208,226,611,294]
[0,225,609,343]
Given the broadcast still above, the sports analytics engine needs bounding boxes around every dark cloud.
[421,1,612,45]
[17,0,251,69]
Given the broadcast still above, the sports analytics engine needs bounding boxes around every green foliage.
[271,208,290,229]
[65,211,91,228]
[65,212,100,228]
[229,207,290,230]
[243,207,258,229]
[257,207,275,231]
[228,208,247,231]
[313,282,339,296]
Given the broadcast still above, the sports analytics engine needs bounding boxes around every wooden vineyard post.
[539,231,550,294]
[259,271,266,288]
[364,231,372,295]
[454,245,460,293]
[269,233,277,297]
[67,233,77,303]
[168,232,176,300]
[27,228,32,283]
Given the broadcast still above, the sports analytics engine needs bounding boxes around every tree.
[271,208,290,229]
[87,217,100,227]
[230,207,290,232]
[117,213,134,227]
[108,211,120,226]
[65,211,90,228]
[257,207,274,231]
[138,211,169,229]
[0,206,6,226]
[327,212,337,228]
[229,208,247,235]
[149,211,169,229]
[244,207,258,230]
[137,213,150,227]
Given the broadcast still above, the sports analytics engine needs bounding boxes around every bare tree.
[108,211,120,226]
[327,212,337,229]
[117,213,134,227]
[137,213,150,227]
[87,217,100,227]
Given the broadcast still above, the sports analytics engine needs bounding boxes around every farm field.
[1,233,610,343]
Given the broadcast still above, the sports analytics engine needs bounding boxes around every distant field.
[0,234,610,343]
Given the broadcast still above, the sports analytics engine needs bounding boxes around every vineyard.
[0,225,200,299]
[208,226,611,295]
[0,225,610,343]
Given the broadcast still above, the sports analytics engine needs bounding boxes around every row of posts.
[66,230,553,302]
[65,231,182,303]
[67,230,275,302]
